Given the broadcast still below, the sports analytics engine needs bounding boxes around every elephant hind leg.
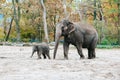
[88,49,95,59]
[88,37,97,59]
[31,50,36,58]
[46,52,51,59]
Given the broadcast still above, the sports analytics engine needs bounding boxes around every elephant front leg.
[63,42,70,60]
[30,50,35,58]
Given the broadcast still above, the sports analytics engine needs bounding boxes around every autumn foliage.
[0,0,120,45]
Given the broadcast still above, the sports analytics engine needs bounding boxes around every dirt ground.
[0,45,120,80]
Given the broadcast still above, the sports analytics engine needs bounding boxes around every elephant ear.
[68,22,75,34]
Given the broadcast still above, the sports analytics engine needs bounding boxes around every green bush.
[100,38,111,45]
[97,45,113,49]
[22,38,31,42]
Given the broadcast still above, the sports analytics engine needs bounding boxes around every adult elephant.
[53,20,98,59]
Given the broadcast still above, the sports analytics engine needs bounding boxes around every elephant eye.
[61,26,68,31]
[64,26,68,30]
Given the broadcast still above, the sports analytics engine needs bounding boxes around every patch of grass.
[97,45,120,49]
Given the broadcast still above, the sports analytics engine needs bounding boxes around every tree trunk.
[78,10,83,21]
[53,15,56,41]
[118,2,120,45]
[98,0,105,41]
[3,17,7,39]
[12,0,21,42]
[40,0,49,43]
[5,16,14,41]
[94,0,97,20]
[98,0,103,21]
[63,0,67,18]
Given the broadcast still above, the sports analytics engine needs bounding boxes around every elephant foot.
[64,57,68,60]
[93,55,96,58]
[37,57,41,59]
[88,57,92,59]
[80,55,85,59]
[88,56,95,59]
[80,56,85,59]
[48,57,51,59]
[43,57,47,59]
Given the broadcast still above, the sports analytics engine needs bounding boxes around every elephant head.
[61,20,76,36]
[53,20,75,59]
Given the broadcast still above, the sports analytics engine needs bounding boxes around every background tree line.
[0,0,120,45]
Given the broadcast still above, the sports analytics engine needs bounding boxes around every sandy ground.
[0,45,120,80]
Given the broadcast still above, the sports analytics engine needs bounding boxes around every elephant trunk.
[53,37,60,59]
[53,28,62,59]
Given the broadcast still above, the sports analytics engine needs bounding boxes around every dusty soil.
[0,45,120,80]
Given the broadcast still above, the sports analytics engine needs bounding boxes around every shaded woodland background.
[0,0,120,46]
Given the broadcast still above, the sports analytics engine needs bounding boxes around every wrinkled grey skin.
[31,43,50,59]
[53,20,98,59]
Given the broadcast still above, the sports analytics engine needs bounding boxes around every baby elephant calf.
[31,43,50,59]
